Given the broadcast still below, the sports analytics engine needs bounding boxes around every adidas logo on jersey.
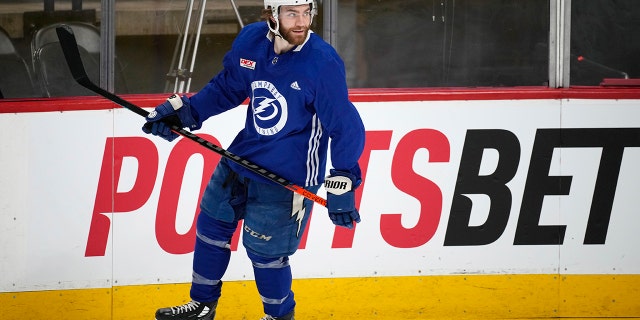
[290,81,301,90]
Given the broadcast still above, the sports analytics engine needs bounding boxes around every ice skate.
[155,300,217,320]
[259,310,294,320]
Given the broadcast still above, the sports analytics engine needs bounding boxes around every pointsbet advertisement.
[1,96,639,293]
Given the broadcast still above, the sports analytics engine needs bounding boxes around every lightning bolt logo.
[253,96,278,121]
[250,80,288,136]
[291,194,306,237]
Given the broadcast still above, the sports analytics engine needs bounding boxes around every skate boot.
[155,300,217,320]
[259,310,294,320]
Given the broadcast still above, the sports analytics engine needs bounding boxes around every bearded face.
[274,4,312,45]
[279,24,310,45]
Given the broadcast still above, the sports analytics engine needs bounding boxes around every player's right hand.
[142,94,200,141]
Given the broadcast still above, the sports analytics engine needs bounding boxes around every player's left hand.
[325,170,361,229]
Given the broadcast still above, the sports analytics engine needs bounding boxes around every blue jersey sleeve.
[313,51,365,181]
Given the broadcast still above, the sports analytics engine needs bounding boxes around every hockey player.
[142,0,365,319]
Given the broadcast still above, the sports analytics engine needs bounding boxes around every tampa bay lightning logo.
[251,80,288,136]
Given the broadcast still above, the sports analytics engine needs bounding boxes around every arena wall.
[1,88,639,319]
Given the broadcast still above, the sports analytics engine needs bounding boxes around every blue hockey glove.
[142,94,200,141]
[325,170,361,229]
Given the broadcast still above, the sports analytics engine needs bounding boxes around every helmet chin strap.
[266,18,287,54]
[268,16,282,38]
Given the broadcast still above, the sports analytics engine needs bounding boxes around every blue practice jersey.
[188,22,365,187]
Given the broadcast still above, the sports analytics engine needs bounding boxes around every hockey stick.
[55,24,327,207]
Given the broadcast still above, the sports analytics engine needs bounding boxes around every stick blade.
[55,25,90,83]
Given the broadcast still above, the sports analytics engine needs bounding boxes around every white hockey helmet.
[264,0,317,34]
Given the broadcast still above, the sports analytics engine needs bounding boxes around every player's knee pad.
[247,251,289,266]
[247,252,291,290]
[196,210,237,244]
